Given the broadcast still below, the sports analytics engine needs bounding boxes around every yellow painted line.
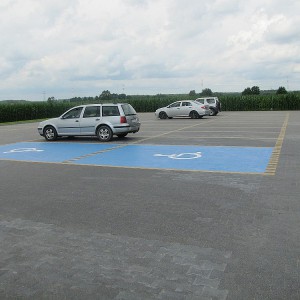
[265,113,289,176]
[63,144,125,163]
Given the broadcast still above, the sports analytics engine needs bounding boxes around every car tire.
[159,111,168,119]
[43,126,58,141]
[209,108,216,116]
[97,125,113,142]
[189,111,199,119]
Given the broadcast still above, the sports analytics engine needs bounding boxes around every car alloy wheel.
[97,125,113,142]
[44,126,57,141]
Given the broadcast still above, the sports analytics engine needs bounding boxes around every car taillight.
[120,116,127,123]
[201,106,206,109]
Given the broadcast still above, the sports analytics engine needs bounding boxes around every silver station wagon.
[38,103,140,142]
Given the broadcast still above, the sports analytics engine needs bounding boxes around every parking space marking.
[265,112,289,175]
[63,144,126,163]
[76,144,273,173]
[1,113,288,175]
[131,117,222,144]
[137,136,277,140]
[0,142,273,174]
[0,142,118,163]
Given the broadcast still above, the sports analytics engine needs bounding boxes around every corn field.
[0,93,299,123]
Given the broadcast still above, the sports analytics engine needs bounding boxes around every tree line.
[188,86,289,97]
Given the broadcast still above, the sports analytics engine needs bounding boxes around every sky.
[1,0,300,101]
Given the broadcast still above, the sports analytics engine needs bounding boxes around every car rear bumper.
[113,123,141,134]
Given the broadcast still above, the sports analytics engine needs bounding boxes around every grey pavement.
[0,111,300,299]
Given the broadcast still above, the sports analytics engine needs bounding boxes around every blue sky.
[1,0,299,100]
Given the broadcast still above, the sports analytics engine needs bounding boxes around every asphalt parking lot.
[0,111,299,299]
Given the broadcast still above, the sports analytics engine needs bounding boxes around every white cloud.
[0,0,299,100]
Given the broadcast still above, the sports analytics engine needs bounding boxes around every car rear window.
[121,104,136,116]
[206,99,215,104]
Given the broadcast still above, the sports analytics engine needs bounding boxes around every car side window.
[62,107,83,119]
[169,102,181,108]
[197,99,204,104]
[182,102,192,106]
[83,106,100,118]
[102,106,120,116]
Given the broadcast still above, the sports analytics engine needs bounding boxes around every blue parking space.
[77,144,273,173]
[0,142,118,163]
[0,142,273,173]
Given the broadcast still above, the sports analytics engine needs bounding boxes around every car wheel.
[97,125,113,142]
[117,133,128,138]
[189,111,199,119]
[159,111,168,119]
[209,108,216,116]
[43,126,58,141]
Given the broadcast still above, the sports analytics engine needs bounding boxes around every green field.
[1,93,300,123]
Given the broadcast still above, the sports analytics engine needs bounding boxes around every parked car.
[155,100,210,119]
[195,97,221,116]
[38,103,140,142]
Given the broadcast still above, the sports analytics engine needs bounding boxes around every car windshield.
[121,104,136,116]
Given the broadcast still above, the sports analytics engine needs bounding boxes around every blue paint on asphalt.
[0,142,273,173]
[0,142,117,163]
[77,144,273,173]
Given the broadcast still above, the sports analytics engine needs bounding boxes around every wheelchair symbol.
[3,148,44,154]
[154,152,202,160]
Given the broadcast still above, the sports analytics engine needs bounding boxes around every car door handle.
[96,118,100,121]
[75,120,79,122]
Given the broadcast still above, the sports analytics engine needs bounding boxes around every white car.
[38,103,140,142]
[155,100,209,119]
